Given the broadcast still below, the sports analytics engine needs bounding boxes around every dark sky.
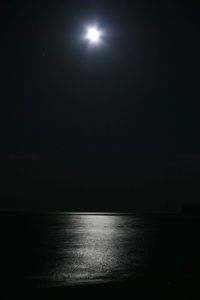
[1,0,200,211]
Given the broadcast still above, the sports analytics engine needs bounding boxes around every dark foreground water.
[1,212,200,290]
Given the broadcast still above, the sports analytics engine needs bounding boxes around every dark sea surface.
[1,212,200,290]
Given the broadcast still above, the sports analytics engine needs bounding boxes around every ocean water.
[1,212,200,289]
[29,213,154,287]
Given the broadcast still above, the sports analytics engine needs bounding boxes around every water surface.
[30,213,152,286]
[1,212,200,289]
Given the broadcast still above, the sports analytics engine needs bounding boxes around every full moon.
[84,25,103,45]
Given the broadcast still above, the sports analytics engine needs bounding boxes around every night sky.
[1,0,200,212]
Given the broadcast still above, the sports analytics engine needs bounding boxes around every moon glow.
[84,25,103,46]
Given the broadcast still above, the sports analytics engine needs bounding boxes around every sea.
[0,212,200,289]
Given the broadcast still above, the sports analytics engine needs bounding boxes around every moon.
[84,25,103,46]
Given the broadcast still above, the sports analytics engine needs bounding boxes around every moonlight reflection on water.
[34,214,149,287]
